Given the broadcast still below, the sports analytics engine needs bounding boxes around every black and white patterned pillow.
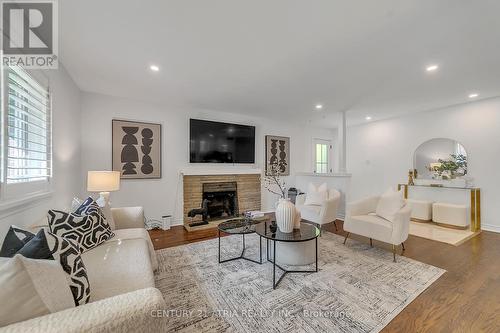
[48,202,114,253]
[17,228,91,306]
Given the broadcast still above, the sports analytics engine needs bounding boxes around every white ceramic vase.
[275,198,299,233]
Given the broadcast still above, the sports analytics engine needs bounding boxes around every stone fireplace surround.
[183,172,261,227]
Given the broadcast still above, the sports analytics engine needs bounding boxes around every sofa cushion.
[304,182,328,206]
[375,188,405,222]
[348,215,393,243]
[82,238,155,302]
[17,229,91,306]
[111,207,145,230]
[111,228,158,271]
[0,226,35,257]
[0,255,76,327]
[1,288,167,333]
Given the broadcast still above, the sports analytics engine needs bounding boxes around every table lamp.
[87,171,121,203]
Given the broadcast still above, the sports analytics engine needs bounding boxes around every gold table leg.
[470,189,481,232]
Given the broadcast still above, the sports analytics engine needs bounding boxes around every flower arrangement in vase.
[263,160,300,233]
[427,154,467,180]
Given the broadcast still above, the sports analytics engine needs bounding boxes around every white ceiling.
[60,0,500,127]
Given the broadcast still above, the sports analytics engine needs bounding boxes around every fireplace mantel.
[180,168,262,176]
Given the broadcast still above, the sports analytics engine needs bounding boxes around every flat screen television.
[190,119,255,163]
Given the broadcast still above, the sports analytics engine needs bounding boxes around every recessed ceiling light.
[468,93,479,99]
[150,65,160,72]
[365,116,372,121]
[315,104,323,110]
[426,65,439,72]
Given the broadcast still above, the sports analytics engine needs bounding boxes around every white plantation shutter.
[5,67,51,184]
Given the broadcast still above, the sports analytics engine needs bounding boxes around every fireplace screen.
[202,182,238,219]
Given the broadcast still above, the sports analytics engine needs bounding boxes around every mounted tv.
[190,119,255,163]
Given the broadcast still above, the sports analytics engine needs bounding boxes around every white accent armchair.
[343,196,411,261]
[296,189,341,233]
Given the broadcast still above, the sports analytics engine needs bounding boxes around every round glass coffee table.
[255,221,320,289]
[218,218,267,264]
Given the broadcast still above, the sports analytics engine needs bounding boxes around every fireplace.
[203,182,238,219]
[183,173,261,229]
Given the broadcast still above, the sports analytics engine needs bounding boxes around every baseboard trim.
[482,224,500,233]
[171,218,184,226]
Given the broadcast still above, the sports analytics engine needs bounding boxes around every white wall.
[0,65,83,238]
[80,92,335,225]
[347,97,500,232]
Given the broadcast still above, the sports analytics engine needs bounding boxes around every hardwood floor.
[148,220,500,332]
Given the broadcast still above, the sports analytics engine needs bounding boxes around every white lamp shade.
[87,171,120,192]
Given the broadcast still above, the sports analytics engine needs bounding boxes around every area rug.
[154,232,445,333]
[410,220,479,246]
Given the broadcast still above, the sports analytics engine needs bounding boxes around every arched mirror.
[413,138,467,180]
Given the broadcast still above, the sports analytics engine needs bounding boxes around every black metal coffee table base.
[218,230,262,264]
[266,237,318,289]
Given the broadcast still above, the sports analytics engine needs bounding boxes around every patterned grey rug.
[154,232,444,332]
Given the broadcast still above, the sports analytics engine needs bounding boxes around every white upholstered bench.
[432,203,468,228]
[407,199,433,221]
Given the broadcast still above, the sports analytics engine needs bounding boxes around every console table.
[398,184,481,232]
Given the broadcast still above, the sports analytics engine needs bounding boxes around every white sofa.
[343,196,411,261]
[1,207,167,333]
[296,189,341,233]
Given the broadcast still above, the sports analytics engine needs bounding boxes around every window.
[1,66,51,201]
[314,139,331,174]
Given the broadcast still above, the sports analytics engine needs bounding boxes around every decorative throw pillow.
[0,254,75,327]
[16,229,54,259]
[375,188,405,222]
[0,226,35,257]
[48,201,114,253]
[75,196,116,230]
[73,196,94,215]
[17,229,91,306]
[304,182,328,206]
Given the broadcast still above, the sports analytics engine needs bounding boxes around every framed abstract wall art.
[265,135,290,176]
[112,119,161,179]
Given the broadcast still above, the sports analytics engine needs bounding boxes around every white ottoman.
[407,199,433,221]
[432,203,468,228]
